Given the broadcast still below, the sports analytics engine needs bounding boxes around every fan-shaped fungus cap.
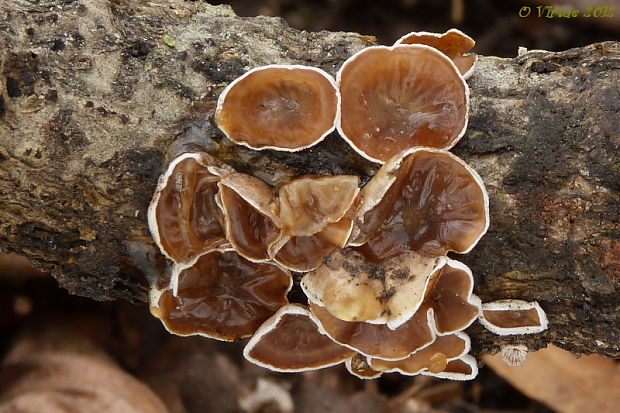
[420,354,478,380]
[243,304,354,372]
[270,175,360,272]
[369,332,470,376]
[395,29,477,78]
[215,65,339,151]
[218,173,281,262]
[309,301,435,361]
[148,152,234,264]
[152,249,292,341]
[345,353,383,380]
[349,148,489,262]
[478,300,548,335]
[337,45,468,163]
[302,249,444,328]
[418,259,482,335]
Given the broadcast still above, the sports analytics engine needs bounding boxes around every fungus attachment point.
[302,249,443,328]
[218,173,281,262]
[337,45,468,163]
[154,250,291,341]
[148,153,233,264]
[350,148,489,261]
[243,305,354,372]
[500,344,529,366]
[216,65,339,151]
[309,301,435,361]
[479,300,548,335]
[346,354,383,379]
[395,29,478,78]
[369,332,470,376]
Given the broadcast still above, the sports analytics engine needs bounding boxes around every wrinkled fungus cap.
[418,259,482,335]
[395,29,477,78]
[350,148,489,262]
[243,304,354,372]
[153,249,292,341]
[421,354,478,380]
[218,173,281,262]
[216,65,339,151]
[302,249,444,328]
[479,300,548,335]
[148,152,234,264]
[309,301,436,361]
[369,332,470,375]
[337,45,468,163]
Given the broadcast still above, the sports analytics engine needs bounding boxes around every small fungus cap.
[301,249,445,329]
[395,29,477,78]
[216,65,339,151]
[243,304,354,372]
[350,148,489,262]
[420,354,478,380]
[345,354,383,380]
[478,300,548,335]
[148,152,233,264]
[154,249,292,341]
[337,45,468,163]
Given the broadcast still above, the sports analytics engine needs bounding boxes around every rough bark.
[0,0,618,358]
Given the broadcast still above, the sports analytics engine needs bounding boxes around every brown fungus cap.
[420,355,478,380]
[369,332,470,375]
[418,259,481,335]
[216,65,339,151]
[479,300,548,335]
[148,152,234,264]
[345,353,383,380]
[349,148,489,262]
[153,249,292,341]
[302,249,444,328]
[243,304,355,372]
[218,173,282,262]
[309,301,435,361]
[395,29,477,78]
[337,45,468,163]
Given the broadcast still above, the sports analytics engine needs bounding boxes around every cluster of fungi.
[148,29,548,380]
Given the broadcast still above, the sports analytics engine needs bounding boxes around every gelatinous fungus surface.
[352,149,488,262]
[148,153,232,264]
[216,65,339,151]
[337,45,468,163]
[244,305,354,371]
[479,300,548,335]
[395,29,477,78]
[155,250,291,341]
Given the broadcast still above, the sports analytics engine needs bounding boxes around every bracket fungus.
[478,300,549,335]
[243,304,354,372]
[350,148,489,262]
[144,28,550,382]
[395,29,477,78]
[215,65,339,151]
[148,152,233,265]
[152,249,292,341]
[337,45,468,163]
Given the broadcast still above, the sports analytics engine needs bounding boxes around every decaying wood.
[0,0,618,358]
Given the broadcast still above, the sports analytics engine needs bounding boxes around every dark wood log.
[0,0,618,357]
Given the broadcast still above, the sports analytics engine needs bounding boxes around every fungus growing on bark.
[151,249,292,341]
[217,173,281,262]
[215,65,339,151]
[500,344,529,366]
[309,301,435,360]
[243,304,354,372]
[395,29,477,78]
[349,148,489,262]
[301,249,444,328]
[479,300,548,335]
[337,45,468,163]
[369,332,470,376]
[148,152,233,264]
[271,175,360,272]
